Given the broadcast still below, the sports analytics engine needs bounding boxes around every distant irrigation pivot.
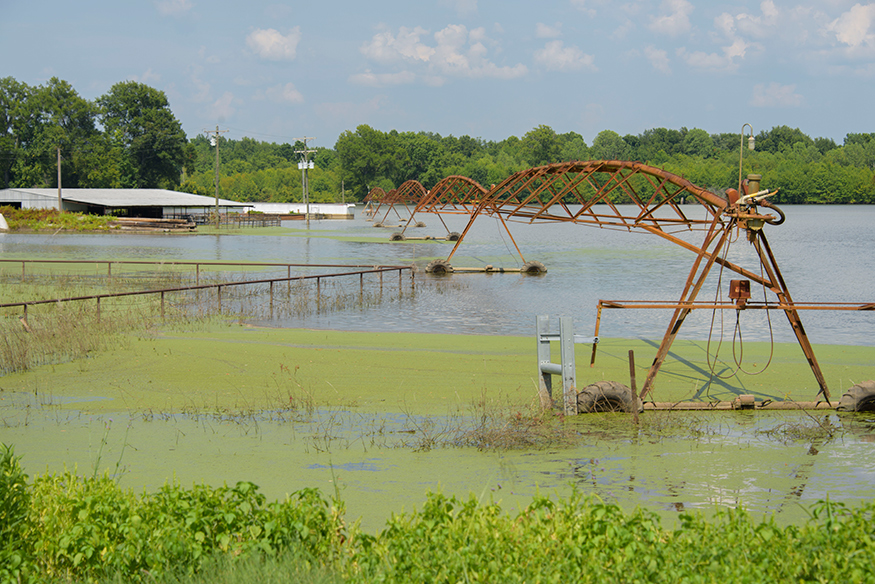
[364,180,427,227]
[392,159,874,404]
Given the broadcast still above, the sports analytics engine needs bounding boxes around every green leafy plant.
[0,444,32,583]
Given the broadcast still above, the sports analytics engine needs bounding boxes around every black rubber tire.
[415,221,426,228]
[390,232,405,241]
[425,259,454,275]
[373,222,383,228]
[521,260,547,275]
[836,380,875,412]
[577,380,643,413]
[446,232,461,241]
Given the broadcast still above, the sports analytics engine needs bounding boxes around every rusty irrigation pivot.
[364,180,428,229]
[400,159,874,403]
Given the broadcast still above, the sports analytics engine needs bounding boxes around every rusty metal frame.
[405,160,853,402]
[365,180,427,226]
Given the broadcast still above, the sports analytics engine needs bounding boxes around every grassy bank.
[2,444,873,583]
[0,207,118,232]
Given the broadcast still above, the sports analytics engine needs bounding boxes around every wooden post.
[629,350,639,425]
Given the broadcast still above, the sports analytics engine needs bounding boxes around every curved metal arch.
[379,179,426,225]
[399,175,489,236]
[427,160,829,402]
[368,180,428,225]
[362,187,386,220]
[479,160,727,233]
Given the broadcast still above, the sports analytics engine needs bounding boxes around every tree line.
[3,76,875,205]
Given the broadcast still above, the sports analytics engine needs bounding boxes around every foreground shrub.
[345,493,875,583]
[3,443,874,583]
[23,472,345,582]
[0,444,32,583]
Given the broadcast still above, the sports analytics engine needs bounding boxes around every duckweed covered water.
[2,205,874,534]
[2,327,874,533]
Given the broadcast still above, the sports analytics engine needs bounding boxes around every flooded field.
[1,204,874,533]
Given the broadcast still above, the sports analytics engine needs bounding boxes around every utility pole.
[203,126,228,228]
[294,137,316,227]
[56,146,62,213]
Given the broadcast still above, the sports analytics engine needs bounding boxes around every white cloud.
[360,27,435,63]
[677,38,749,71]
[188,65,211,103]
[535,23,562,39]
[534,41,596,71]
[750,82,803,107]
[439,0,478,17]
[734,0,780,38]
[827,3,875,48]
[650,0,693,37]
[359,24,528,81]
[644,46,671,73]
[131,68,161,84]
[246,27,301,61]
[155,0,192,16]
[264,83,304,104]
[349,70,417,87]
[210,92,237,121]
[570,0,596,18]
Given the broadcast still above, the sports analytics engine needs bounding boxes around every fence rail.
[1,260,415,320]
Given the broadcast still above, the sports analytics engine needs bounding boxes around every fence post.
[537,315,553,405]
[559,316,577,416]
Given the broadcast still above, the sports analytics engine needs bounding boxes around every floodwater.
[2,204,875,532]
[2,204,873,345]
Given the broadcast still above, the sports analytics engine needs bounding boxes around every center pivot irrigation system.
[366,160,875,408]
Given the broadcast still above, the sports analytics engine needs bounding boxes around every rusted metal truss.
[364,180,427,226]
[397,160,869,403]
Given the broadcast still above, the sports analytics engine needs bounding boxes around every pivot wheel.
[836,380,875,412]
[577,381,643,413]
[425,259,454,275]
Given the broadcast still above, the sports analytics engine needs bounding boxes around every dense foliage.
[1,77,188,191]
[0,206,117,231]
[3,76,875,204]
[2,444,873,583]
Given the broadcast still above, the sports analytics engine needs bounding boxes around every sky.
[2,0,874,149]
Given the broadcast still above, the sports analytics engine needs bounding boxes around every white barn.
[0,188,251,219]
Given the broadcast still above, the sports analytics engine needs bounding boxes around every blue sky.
[3,0,873,148]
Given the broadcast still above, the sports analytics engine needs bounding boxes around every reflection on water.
[5,204,870,345]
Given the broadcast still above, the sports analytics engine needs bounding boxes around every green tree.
[755,125,813,154]
[682,128,714,157]
[558,131,589,162]
[2,77,98,189]
[97,81,187,188]
[0,77,30,187]
[335,125,404,199]
[590,130,632,160]
[520,125,561,166]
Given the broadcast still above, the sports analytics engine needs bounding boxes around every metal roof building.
[0,188,251,218]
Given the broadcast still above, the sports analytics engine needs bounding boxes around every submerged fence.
[1,259,415,321]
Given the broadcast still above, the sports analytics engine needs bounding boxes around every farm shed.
[0,188,251,219]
